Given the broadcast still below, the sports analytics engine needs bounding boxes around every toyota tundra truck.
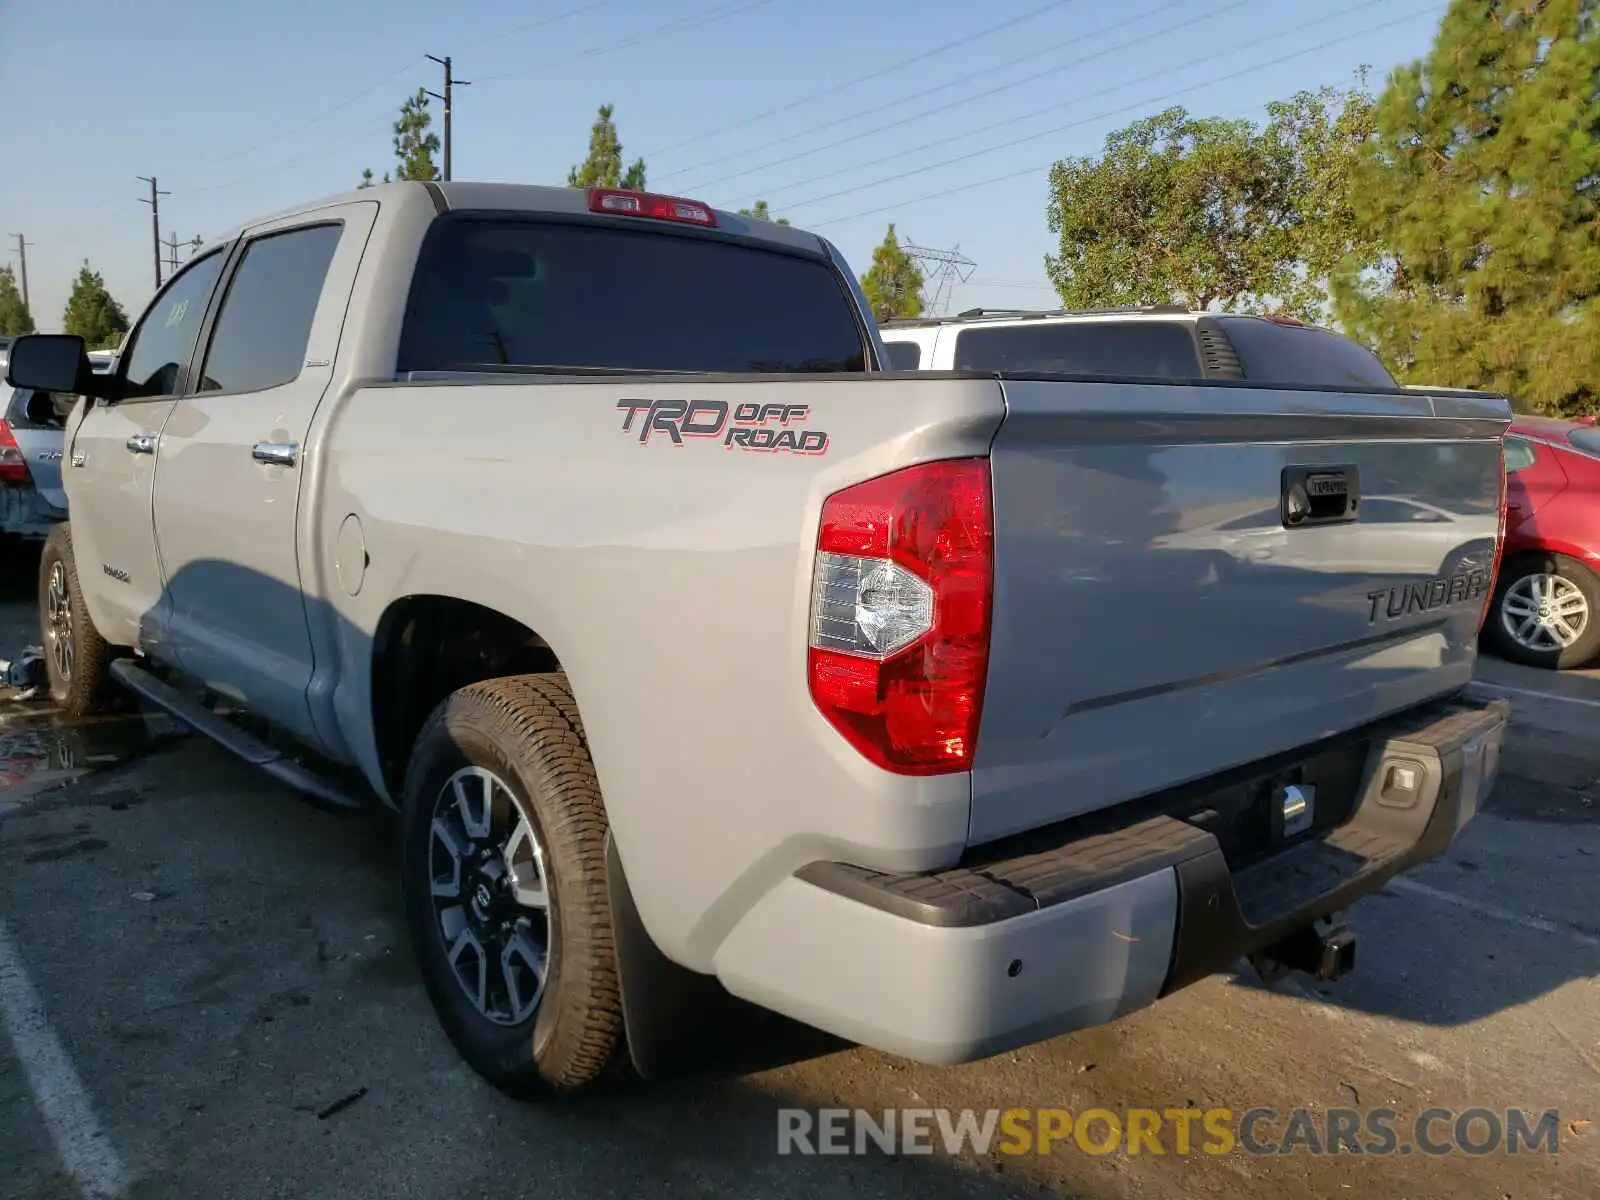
[4,180,1511,1099]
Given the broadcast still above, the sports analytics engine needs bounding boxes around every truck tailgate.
[971,378,1509,844]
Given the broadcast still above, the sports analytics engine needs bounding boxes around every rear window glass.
[1219,318,1397,389]
[883,340,922,370]
[1567,428,1600,457]
[951,322,1203,378]
[398,218,867,374]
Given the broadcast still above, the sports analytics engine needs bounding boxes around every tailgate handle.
[1282,465,1360,528]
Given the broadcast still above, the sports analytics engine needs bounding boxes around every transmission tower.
[904,241,977,317]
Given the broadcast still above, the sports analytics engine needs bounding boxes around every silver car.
[0,349,115,538]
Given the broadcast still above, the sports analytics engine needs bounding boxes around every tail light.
[0,421,30,485]
[1481,440,1508,633]
[806,458,993,775]
[587,188,717,227]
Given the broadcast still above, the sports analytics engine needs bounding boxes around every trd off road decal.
[617,399,830,455]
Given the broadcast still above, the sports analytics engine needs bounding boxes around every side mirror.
[4,334,112,400]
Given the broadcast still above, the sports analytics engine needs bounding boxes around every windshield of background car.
[951,321,1204,378]
[397,217,868,374]
[1566,427,1600,457]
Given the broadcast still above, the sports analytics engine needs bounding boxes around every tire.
[1485,552,1600,670]
[400,673,626,1099]
[38,524,118,716]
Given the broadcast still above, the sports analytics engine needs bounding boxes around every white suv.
[879,305,1399,389]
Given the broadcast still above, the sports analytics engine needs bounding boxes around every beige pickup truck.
[5,181,1511,1100]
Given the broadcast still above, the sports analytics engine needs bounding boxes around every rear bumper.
[711,693,1507,1064]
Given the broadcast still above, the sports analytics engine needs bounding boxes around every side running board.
[109,659,363,812]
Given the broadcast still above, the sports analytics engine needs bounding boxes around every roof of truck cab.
[203,180,827,257]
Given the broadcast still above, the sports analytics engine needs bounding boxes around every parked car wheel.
[37,524,118,716]
[400,673,627,1099]
[1486,552,1600,670]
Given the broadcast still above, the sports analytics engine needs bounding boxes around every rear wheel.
[38,525,118,715]
[1487,552,1600,670]
[400,673,626,1099]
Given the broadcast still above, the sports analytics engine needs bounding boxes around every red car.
[1486,415,1600,669]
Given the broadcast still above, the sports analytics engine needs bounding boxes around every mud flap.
[605,833,756,1080]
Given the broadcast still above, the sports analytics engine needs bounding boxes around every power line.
[767,0,1420,216]
[182,2,758,197]
[196,3,610,178]
[680,0,1228,196]
[805,5,1442,230]
[471,0,779,85]
[649,0,1075,168]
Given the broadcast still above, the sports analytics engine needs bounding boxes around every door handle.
[126,433,156,455]
[252,441,299,467]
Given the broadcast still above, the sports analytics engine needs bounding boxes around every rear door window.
[397,218,867,374]
[951,322,1203,379]
[1217,318,1397,390]
[883,340,922,370]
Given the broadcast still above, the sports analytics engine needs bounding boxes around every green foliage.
[567,104,647,189]
[860,225,924,322]
[1332,0,1600,415]
[393,89,441,183]
[0,266,33,335]
[61,263,129,351]
[1045,87,1376,320]
[738,200,790,226]
[358,167,375,189]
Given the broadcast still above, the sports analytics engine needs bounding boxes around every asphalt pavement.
[0,543,1595,1200]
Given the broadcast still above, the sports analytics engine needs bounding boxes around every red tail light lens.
[807,458,993,775]
[1481,439,1508,632]
[587,188,717,227]
[0,420,30,485]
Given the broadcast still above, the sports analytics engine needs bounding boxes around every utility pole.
[425,55,469,182]
[165,232,180,279]
[136,176,170,291]
[8,233,32,313]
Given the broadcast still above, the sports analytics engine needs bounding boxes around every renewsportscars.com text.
[776,1107,1563,1158]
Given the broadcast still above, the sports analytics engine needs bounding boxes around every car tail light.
[0,420,30,485]
[1481,440,1508,633]
[1264,314,1306,327]
[807,458,993,775]
[587,188,717,227]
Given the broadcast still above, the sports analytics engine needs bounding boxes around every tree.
[860,225,924,322]
[738,200,790,226]
[0,266,33,335]
[1045,107,1293,314]
[567,104,647,190]
[1260,79,1379,318]
[392,89,441,182]
[1332,0,1600,415]
[1043,85,1376,320]
[61,263,129,351]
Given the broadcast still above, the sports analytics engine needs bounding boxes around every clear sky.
[1,0,1449,331]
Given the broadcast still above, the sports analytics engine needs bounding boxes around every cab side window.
[196,223,342,395]
[1504,436,1537,474]
[118,251,226,400]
